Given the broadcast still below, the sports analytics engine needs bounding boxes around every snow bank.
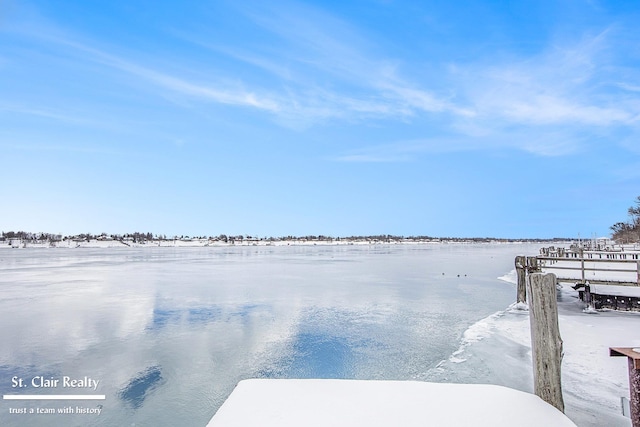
[592,284,640,298]
[497,268,518,285]
[207,379,576,427]
[442,282,639,426]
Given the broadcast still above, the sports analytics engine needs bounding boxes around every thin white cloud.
[228,1,471,120]
[171,31,295,81]
[0,140,119,155]
[334,124,597,163]
[335,154,411,163]
[443,29,640,155]
[616,83,640,93]
[334,139,461,163]
[10,19,283,114]
[6,2,640,158]
[4,2,475,128]
[500,95,632,126]
[0,104,88,123]
[62,40,282,112]
[481,32,636,124]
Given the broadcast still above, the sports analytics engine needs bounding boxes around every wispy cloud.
[9,17,283,114]
[335,154,411,163]
[6,2,640,158]
[0,140,120,155]
[616,83,640,93]
[441,29,640,155]
[225,2,640,147]
[334,139,465,163]
[62,40,281,112]
[464,44,637,128]
[0,104,89,124]
[195,1,472,121]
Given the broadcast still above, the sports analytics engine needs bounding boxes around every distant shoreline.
[1,235,571,249]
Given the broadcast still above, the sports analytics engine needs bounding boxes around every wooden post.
[584,282,594,310]
[580,248,585,283]
[527,272,564,413]
[610,347,640,427]
[515,255,526,303]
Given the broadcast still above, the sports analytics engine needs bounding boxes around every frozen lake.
[0,243,633,426]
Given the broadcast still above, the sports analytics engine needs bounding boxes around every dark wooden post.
[610,347,640,426]
[579,248,585,283]
[584,282,593,309]
[526,272,564,413]
[515,255,526,304]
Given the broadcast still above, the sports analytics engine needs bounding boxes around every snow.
[206,379,576,427]
[497,268,518,285]
[442,281,639,426]
[593,284,640,298]
[553,292,640,425]
[446,311,508,364]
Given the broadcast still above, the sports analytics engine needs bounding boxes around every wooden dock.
[537,246,640,286]
[518,245,640,311]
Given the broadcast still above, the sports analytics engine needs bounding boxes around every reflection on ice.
[289,333,354,378]
[2,243,555,426]
[119,366,164,409]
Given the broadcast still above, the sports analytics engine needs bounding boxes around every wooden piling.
[610,347,640,427]
[526,272,564,413]
[515,255,526,303]
[584,283,593,310]
[580,248,585,283]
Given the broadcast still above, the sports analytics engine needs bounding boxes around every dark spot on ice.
[119,366,164,409]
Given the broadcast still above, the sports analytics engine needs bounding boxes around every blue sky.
[1,0,639,238]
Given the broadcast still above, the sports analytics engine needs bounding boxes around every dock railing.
[537,246,640,286]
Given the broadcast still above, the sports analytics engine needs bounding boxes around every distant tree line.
[611,196,640,243]
[1,230,570,244]
[1,231,62,241]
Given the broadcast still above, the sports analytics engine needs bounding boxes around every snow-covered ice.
[1,243,636,426]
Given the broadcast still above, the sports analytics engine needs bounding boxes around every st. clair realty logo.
[11,376,100,391]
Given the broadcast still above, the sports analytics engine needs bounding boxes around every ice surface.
[1,243,632,427]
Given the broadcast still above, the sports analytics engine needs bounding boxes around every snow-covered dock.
[535,245,640,310]
[538,246,640,286]
[206,379,576,426]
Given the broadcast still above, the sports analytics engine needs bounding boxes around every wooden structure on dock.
[610,348,640,427]
[535,245,640,311]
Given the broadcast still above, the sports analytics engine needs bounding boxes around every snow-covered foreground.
[438,270,638,427]
[207,379,576,426]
